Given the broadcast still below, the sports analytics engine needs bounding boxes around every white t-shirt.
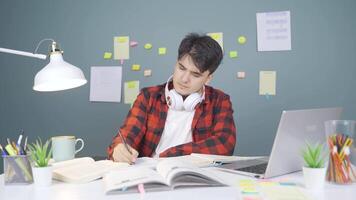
[153,108,195,157]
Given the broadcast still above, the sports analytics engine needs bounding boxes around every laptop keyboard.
[237,163,268,174]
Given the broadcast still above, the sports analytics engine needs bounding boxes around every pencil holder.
[325,120,356,184]
[3,155,33,185]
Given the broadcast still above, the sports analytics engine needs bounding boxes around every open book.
[103,159,227,194]
[52,157,129,184]
[133,154,261,170]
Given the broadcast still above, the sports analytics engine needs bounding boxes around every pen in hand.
[118,131,132,154]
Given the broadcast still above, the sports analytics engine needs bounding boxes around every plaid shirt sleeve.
[107,90,149,160]
[159,93,236,157]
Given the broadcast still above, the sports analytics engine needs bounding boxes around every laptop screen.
[264,107,342,178]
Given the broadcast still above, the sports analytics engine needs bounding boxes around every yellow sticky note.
[207,32,223,50]
[210,33,220,40]
[229,51,238,58]
[144,43,153,50]
[158,47,167,55]
[103,52,112,59]
[259,71,276,95]
[127,81,136,88]
[259,182,279,187]
[238,36,247,44]
[117,37,128,43]
[131,64,141,71]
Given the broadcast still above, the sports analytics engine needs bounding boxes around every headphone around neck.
[165,75,204,111]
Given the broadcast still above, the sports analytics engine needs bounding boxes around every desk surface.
[0,170,355,200]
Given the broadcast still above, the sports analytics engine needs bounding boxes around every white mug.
[51,136,84,162]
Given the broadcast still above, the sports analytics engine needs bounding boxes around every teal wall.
[1,0,356,172]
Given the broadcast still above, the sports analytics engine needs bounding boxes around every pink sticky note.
[130,41,138,47]
[138,183,145,194]
[120,59,124,65]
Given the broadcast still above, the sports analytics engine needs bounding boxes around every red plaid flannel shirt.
[107,82,236,159]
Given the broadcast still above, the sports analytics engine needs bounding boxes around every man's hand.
[112,143,139,164]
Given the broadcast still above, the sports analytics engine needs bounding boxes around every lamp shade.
[33,53,87,92]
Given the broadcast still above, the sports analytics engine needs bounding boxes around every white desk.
[0,171,355,200]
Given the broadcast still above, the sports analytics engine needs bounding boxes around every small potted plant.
[302,141,327,190]
[28,138,53,187]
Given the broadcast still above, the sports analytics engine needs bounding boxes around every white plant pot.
[32,165,53,187]
[302,166,326,190]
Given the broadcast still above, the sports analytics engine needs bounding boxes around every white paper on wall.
[257,11,291,51]
[90,66,122,102]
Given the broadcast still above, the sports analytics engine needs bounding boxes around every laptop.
[217,107,342,178]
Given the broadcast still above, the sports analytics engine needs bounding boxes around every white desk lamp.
[0,39,87,92]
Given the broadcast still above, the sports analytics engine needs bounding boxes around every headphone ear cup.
[168,90,184,110]
[183,93,202,111]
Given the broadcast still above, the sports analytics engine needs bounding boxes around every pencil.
[118,131,132,154]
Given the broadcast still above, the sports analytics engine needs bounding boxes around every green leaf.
[302,141,326,168]
[27,137,52,167]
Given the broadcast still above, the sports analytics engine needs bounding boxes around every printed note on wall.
[90,66,122,102]
[259,71,276,95]
[256,11,291,51]
[124,80,140,106]
[114,36,130,60]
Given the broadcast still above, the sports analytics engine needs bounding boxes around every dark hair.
[178,33,223,74]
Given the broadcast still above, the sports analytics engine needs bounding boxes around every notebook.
[217,107,342,178]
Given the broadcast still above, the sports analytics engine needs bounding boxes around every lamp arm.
[0,47,47,60]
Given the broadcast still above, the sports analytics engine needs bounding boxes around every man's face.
[172,55,212,96]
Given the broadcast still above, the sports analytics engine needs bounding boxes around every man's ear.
[205,74,213,85]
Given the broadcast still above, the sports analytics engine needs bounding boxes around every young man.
[107,33,236,163]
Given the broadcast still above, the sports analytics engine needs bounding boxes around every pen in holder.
[3,154,33,184]
[325,120,356,184]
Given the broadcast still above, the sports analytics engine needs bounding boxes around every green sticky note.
[229,51,238,58]
[158,47,167,55]
[238,36,247,44]
[103,52,112,59]
[144,43,153,50]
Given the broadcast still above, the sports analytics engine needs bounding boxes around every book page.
[156,159,225,188]
[104,167,168,194]
[135,157,160,169]
[53,158,129,183]
[51,157,95,170]
[156,159,194,180]
[190,154,266,166]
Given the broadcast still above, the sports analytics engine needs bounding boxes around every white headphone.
[165,75,205,111]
